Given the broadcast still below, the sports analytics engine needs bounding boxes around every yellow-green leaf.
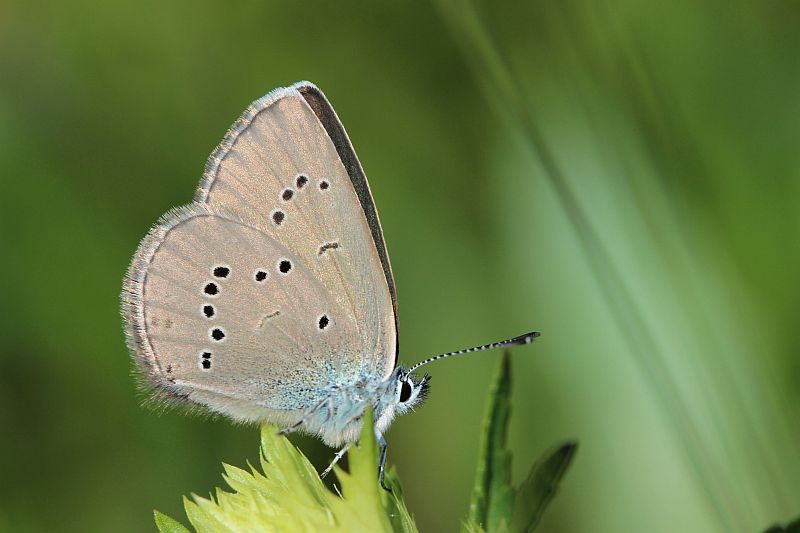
[154,510,191,533]
[155,408,417,532]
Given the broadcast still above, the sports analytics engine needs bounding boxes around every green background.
[2,1,798,531]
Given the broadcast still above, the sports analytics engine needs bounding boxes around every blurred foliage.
[156,410,416,533]
[764,516,800,533]
[1,0,799,531]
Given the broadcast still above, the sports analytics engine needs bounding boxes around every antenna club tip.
[523,331,541,343]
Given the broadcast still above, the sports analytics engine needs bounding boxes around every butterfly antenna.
[408,331,540,374]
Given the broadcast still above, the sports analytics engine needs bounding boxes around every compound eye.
[399,381,412,403]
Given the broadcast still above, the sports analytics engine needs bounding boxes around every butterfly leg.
[376,432,390,492]
[320,444,351,479]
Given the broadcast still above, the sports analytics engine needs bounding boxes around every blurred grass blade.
[467,351,515,531]
[433,0,739,529]
[510,442,578,532]
[154,510,191,533]
[156,409,417,532]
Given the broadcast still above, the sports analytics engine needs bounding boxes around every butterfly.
[121,81,539,488]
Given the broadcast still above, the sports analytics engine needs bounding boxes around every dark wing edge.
[194,81,400,363]
[295,82,399,361]
[293,82,397,310]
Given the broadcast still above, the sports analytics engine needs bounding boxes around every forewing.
[196,82,397,378]
[122,205,363,421]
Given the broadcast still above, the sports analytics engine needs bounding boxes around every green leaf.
[325,408,395,532]
[510,442,578,532]
[381,467,418,533]
[153,510,191,533]
[463,350,578,533]
[467,350,515,532]
[157,408,417,532]
[461,519,487,533]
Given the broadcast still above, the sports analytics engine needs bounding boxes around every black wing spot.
[201,351,211,359]
[203,304,215,318]
[281,188,294,201]
[255,270,267,282]
[213,266,230,278]
[211,328,225,341]
[272,210,285,225]
[319,180,330,190]
[318,314,330,330]
[278,260,292,274]
[201,359,211,370]
[204,282,219,296]
[296,174,308,188]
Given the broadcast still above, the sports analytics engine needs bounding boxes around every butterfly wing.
[122,83,397,423]
[198,83,397,376]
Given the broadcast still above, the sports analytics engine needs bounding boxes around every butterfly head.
[392,367,431,415]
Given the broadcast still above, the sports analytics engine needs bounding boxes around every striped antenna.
[407,331,540,374]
